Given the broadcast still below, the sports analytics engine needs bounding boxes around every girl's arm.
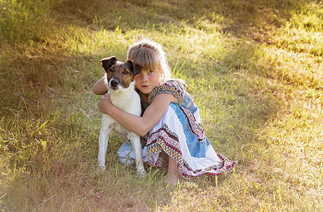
[98,93,177,136]
[92,76,108,95]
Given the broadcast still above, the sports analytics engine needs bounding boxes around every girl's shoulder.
[159,80,184,91]
[148,80,184,105]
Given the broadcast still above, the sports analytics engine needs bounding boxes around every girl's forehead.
[142,67,162,72]
[141,62,158,69]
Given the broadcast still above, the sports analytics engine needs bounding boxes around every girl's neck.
[140,93,149,114]
[141,93,149,105]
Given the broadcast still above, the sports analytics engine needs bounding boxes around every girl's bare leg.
[165,156,183,185]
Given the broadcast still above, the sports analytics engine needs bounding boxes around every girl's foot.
[163,174,183,185]
[164,155,183,185]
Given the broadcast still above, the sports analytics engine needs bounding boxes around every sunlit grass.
[1,0,323,211]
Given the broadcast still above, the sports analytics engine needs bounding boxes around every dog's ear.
[127,60,143,76]
[100,56,118,71]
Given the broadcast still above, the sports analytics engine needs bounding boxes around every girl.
[93,39,237,185]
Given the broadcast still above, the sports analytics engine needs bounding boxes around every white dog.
[97,56,146,176]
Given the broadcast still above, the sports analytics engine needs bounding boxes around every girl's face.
[134,68,162,94]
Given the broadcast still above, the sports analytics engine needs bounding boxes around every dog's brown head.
[100,56,143,90]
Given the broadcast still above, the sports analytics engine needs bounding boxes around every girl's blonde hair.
[127,39,171,83]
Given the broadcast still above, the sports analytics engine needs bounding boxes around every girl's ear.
[127,60,143,76]
[100,56,118,71]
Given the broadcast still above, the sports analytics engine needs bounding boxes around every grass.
[1,0,323,211]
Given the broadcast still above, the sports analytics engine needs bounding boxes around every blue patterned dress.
[144,80,237,178]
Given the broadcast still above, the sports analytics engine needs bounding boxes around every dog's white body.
[98,79,146,176]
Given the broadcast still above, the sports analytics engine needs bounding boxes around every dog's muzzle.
[109,78,120,90]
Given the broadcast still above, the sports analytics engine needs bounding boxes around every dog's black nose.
[110,79,118,87]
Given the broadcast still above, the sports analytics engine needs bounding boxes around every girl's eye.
[148,70,154,74]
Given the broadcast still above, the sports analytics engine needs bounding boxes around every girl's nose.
[141,73,148,81]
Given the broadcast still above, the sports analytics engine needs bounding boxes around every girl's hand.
[98,93,113,114]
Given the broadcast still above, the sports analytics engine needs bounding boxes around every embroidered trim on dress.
[179,106,206,142]
[148,81,183,105]
[146,123,237,179]
[179,154,237,178]
[146,124,183,166]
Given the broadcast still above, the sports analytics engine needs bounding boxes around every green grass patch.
[1,0,323,211]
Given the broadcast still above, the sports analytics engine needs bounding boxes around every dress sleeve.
[148,80,183,105]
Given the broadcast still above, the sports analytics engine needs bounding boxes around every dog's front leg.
[128,133,146,177]
[98,125,112,170]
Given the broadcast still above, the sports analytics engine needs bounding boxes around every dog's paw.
[137,169,147,178]
[98,165,106,171]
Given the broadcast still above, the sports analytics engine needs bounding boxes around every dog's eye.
[109,68,114,72]
[123,70,130,75]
